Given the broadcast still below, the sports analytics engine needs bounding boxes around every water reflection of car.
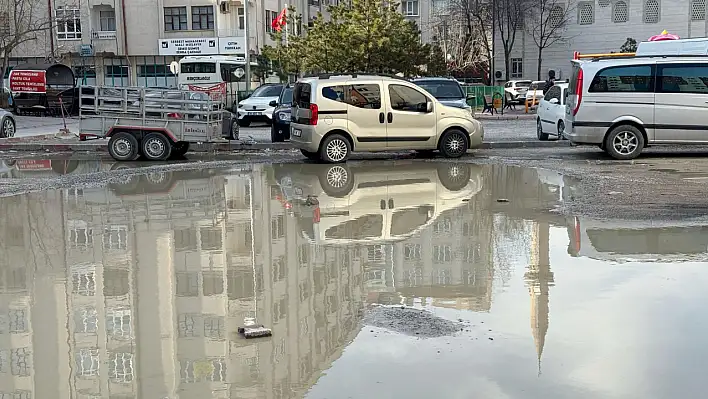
[567,216,708,263]
[270,85,292,142]
[412,77,473,112]
[272,161,483,245]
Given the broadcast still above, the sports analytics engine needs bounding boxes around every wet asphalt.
[1,150,708,398]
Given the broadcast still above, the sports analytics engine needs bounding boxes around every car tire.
[0,117,15,138]
[438,129,469,158]
[271,126,282,142]
[228,120,239,140]
[557,120,566,139]
[318,164,354,197]
[173,142,190,157]
[537,119,549,141]
[437,163,471,192]
[319,134,351,163]
[300,149,320,161]
[604,125,645,160]
[108,132,140,162]
[237,119,251,127]
[141,132,172,161]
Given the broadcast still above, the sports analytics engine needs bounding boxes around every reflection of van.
[273,161,483,245]
[567,216,708,263]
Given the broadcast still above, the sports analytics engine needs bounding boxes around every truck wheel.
[438,129,469,158]
[142,132,172,161]
[108,132,139,161]
[173,142,190,157]
[604,125,644,160]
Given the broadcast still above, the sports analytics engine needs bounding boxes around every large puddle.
[0,159,706,398]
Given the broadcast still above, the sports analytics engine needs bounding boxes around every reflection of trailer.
[79,86,229,161]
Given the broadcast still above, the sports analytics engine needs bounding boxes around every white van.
[565,37,708,160]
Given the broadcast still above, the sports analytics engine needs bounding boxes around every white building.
[493,0,708,82]
[7,0,331,87]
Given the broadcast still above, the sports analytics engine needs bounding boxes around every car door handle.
[380,200,386,210]
[388,199,394,209]
[387,112,393,123]
[379,112,385,123]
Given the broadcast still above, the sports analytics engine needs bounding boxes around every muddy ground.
[4,145,708,220]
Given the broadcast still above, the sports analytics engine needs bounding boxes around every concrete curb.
[0,139,567,153]
[474,114,536,120]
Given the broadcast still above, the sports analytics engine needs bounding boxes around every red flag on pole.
[271,8,287,32]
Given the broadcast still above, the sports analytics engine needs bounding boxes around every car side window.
[388,84,428,112]
[504,82,511,88]
[588,65,655,93]
[543,87,555,101]
[552,87,562,102]
[321,85,347,103]
[347,84,381,109]
[657,64,708,94]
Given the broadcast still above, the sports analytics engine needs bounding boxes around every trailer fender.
[106,126,178,142]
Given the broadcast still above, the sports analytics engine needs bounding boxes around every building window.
[178,314,200,337]
[200,227,223,251]
[103,226,127,250]
[433,245,453,263]
[103,59,129,86]
[598,0,610,6]
[549,6,564,27]
[271,215,284,240]
[644,0,660,23]
[511,57,523,78]
[578,2,594,25]
[404,243,422,260]
[108,352,134,383]
[191,6,214,30]
[613,1,628,23]
[137,56,177,88]
[238,7,245,29]
[74,307,98,333]
[403,0,419,16]
[433,217,452,234]
[8,309,27,333]
[265,10,278,33]
[106,308,132,339]
[174,228,198,251]
[164,7,187,31]
[99,10,116,31]
[75,348,100,377]
[204,316,225,340]
[692,0,706,20]
[0,12,10,35]
[56,7,81,40]
[176,272,199,297]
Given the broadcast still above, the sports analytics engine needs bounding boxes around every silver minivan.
[566,40,708,159]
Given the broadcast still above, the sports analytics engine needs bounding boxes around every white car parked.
[525,80,546,107]
[503,80,531,104]
[236,83,283,127]
[536,82,568,141]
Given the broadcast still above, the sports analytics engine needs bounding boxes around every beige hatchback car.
[289,74,484,163]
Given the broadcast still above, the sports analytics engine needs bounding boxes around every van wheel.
[108,132,139,161]
[142,132,172,161]
[537,119,549,141]
[438,129,468,158]
[557,121,566,139]
[318,165,354,197]
[300,149,320,161]
[319,134,351,163]
[437,163,471,192]
[604,125,644,160]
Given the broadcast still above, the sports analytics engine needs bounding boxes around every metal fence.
[463,86,505,110]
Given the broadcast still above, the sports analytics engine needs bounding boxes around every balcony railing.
[92,30,117,39]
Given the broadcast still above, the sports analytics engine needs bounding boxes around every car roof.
[298,74,407,85]
[412,77,458,82]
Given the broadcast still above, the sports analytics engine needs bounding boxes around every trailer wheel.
[142,132,172,161]
[108,132,140,162]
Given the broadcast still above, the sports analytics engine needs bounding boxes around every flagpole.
[284,4,289,47]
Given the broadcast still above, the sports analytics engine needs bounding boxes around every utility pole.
[490,0,496,85]
[243,0,251,92]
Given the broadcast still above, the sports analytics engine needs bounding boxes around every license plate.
[247,111,260,116]
[293,128,302,137]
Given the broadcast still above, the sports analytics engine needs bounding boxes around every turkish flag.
[271,8,287,32]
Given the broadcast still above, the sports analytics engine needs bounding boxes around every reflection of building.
[525,221,554,375]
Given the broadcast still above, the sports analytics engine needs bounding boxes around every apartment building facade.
[493,0,708,82]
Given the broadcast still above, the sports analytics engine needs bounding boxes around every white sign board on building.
[218,37,245,54]
[158,37,246,56]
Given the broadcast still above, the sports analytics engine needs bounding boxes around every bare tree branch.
[494,0,532,81]
[525,0,575,80]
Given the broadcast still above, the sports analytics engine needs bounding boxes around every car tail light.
[313,207,320,223]
[309,104,318,125]
[572,68,583,116]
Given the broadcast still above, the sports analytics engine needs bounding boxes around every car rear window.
[293,83,311,107]
[568,63,582,93]
[516,81,531,87]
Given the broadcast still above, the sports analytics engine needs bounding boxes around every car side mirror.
[549,98,559,104]
[426,102,433,112]
[269,100,277,107]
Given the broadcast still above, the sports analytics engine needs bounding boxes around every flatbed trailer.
[79,85,238,161]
